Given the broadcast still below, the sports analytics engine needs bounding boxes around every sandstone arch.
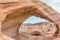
[0,0,60,40]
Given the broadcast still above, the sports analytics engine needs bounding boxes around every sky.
[23,16,48,24]
[23,0,60,24]
[40,0,60,12]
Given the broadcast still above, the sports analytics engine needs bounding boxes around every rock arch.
[0,0,60,40]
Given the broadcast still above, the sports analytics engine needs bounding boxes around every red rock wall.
[0,0,60,40]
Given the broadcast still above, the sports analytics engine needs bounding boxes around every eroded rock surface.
[18,22,57,40]
[0,0,60,40]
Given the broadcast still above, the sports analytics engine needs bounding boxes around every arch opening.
[1,4,58,39]
[19,16,57,38]
[19,16,49,36]
[2,15,57,38]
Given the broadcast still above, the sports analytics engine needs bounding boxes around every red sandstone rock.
[19,22,57,40]
[0,0,60,40]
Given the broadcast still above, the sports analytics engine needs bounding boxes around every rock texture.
[0,0,39,3]
[19,22,57,37]
[0,0,60,40]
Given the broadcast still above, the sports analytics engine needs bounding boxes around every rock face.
[0,0,60,40]
[0,0,19,3]
[19,22,57,37]
[0,0,39,3]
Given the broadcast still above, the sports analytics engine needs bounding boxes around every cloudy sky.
[23,0,60,24]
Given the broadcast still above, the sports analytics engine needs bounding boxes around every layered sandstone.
[0,0,60,40]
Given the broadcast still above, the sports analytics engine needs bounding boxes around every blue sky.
[23,0,60,24]
[23,16,48,24]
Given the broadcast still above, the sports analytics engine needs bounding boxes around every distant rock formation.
[19,22,57,40]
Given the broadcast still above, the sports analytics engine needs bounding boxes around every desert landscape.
[0,0,60,40]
